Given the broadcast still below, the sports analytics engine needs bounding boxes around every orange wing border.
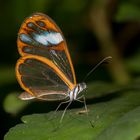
[17,13,77,85]
[16,55,75,96]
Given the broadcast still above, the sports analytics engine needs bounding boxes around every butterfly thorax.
[68,82,86,101]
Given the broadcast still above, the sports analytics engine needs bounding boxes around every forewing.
[16,55,74,101]
[17,13,76,85]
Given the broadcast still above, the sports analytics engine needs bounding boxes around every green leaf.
[96,106,140,140]
[115,3,140,22]
[3,92,30,115]
[4,82,140,140]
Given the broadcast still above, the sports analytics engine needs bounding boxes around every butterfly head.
[68,82,86,101]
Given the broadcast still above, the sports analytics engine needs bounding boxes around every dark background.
[0,0,140,139]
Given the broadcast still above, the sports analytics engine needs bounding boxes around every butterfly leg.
[76,96,94,127]
[54,100,71,122]
[76,96,88,115]
[48,100,70,123]
[60,101,72,123]
[55,100,70,113]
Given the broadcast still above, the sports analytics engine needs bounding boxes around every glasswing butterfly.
[16,13,111,122]
[16,13,86,101]
[16,13,87,121]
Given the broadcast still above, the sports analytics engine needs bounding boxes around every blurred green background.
[0,0,140,139]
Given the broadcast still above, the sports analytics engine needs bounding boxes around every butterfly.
[16,13,87,121]
[16,13,112,122]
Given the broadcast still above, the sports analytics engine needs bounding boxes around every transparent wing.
[17,13,76,85]
[16,55,75,101]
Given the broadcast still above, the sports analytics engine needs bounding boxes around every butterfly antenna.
[82,56,112,82]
